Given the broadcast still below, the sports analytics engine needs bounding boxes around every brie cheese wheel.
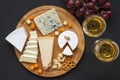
[5,27,27,52]
[34,8,62,35]
[58,30,78,50]
[62,46,73,56]
[38,37,54,70]
[19,54,37,63]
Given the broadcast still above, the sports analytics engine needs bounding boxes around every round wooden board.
[15,5,85,77]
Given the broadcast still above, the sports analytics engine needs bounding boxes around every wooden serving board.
[15,5,85,77]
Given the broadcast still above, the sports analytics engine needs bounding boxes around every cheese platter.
[6,5,85,77]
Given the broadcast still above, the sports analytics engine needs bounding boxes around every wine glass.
[93,39,119,62]
[82,15,106,37]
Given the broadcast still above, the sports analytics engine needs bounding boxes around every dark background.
[0,0,120,80]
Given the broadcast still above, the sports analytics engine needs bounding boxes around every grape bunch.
[63,0,112,21]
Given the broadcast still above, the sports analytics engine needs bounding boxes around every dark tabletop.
[0,0,120,80]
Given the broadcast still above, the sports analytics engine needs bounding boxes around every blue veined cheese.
[34,8,62,35]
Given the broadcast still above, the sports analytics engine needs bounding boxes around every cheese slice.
[34,8,62,35]
[19,30,38,63]
[29,37,37,41]
[62,46,73,56]
[5,27,27,52]
[38,37,54,70]
[23,50,38,56]
[27,40,37,46]
[19,54,37,63]
[58,30,78,50]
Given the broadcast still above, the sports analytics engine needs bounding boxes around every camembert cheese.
[58,30,78,50]
[38,37,54,70]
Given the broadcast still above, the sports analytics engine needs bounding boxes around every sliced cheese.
[38,37,54,70]
[23,50,38,56]
[19,30,38,63]
[5,27,27,52]
[62,46,73,56]
[19,54,37,63]
[29,37,37,41]
[27,40,37,46]
[34,8,62,35]
[30,31,37,36]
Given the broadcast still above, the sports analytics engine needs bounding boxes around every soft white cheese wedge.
[62,46,73,56]
[19,54,37,63]
[23,50,38,56]
[58,30,78,50]
[5,27,27,52]
[38,37,54,70]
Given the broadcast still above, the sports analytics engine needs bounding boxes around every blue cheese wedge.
[34,8,62,35]
[5,27,27,52]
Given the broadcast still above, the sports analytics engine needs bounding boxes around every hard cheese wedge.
[34,8,62,35]
[38,37,54,70]
[5,27,27,52]
[19,31,38,63]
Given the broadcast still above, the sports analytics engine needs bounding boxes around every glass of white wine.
[82,15,106,37]
[93,39,119,62]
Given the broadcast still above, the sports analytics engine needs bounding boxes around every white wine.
[82,15,106,37]
[94,39,119,62]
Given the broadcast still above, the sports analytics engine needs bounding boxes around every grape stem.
[81,0,88,11]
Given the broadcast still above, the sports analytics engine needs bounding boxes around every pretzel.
[62,63,71,71]
[62,57,76,71]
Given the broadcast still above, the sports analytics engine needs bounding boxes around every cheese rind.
[5,27,27,52]
[34,9,62,35]
[62,46,73,56]
[38,37,54,70]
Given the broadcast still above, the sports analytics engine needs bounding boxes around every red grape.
[106,10,112,16]
[103,2,112,9]
[79,7,86,14]
[87,2,95,9]
[88,9,95,14]
[98,0,106,5]
[75,0,83,8]
[84,11,92,18]
[91,0,97,4]
[75,9,83,17]
[67,0,75,9]
[100,10,106,15]
[101,13,109,20]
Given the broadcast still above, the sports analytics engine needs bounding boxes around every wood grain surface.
[14,5,85,77]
